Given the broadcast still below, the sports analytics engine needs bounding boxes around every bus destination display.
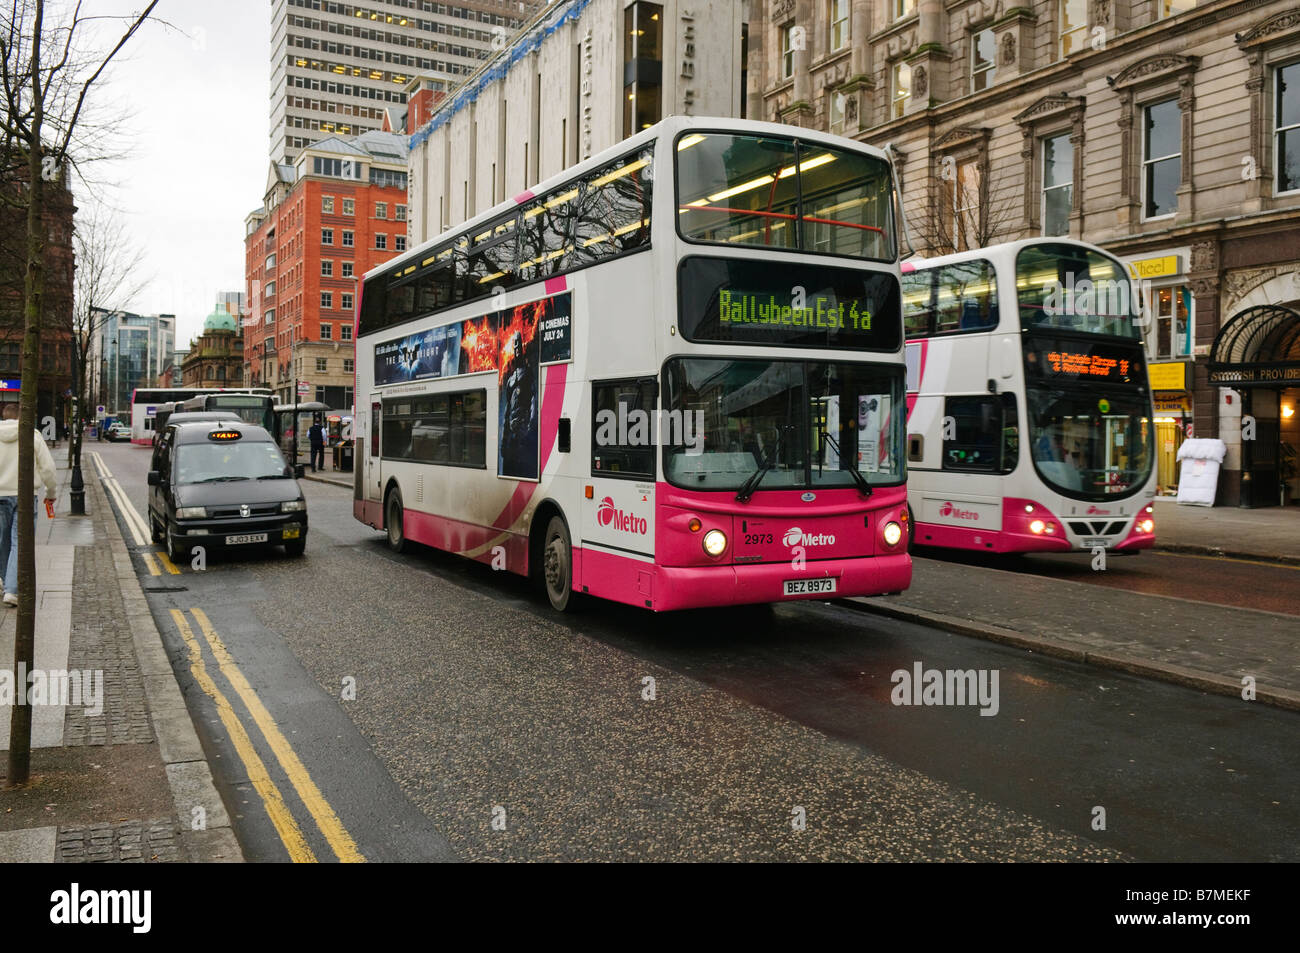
[1025,336,1146,386]
[679,257,901,352]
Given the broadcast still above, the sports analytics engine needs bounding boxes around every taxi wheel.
[385,490,407,553]
[150,512,163,544]
[284,537,306,557]
[541,515,576,613]
[165,523,189,563]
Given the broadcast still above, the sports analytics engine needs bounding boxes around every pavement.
[0,451,242,862]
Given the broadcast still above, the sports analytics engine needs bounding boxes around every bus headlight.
[176,506,207,519]
[882,521,903,546]
[1138,518,1154,533]
[702,529,727,557]
[1029,519,1046,534]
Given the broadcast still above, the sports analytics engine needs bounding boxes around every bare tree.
[906,153,1024,258]
[0,0,158,788]
[66,200,148,486]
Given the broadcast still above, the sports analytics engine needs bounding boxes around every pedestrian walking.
[0,403,59,607]
[308,416,326,473]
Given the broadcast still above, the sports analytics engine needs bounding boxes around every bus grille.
[1068,520,1128,536]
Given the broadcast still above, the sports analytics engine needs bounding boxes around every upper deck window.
[1016,244,1141,339]
[676,132,894,262]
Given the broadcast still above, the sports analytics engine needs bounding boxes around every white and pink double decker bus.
[352,116,911,612]
[901,238,1157,555]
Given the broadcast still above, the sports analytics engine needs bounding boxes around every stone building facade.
[181,304,245,389]
[746,0,1300,505]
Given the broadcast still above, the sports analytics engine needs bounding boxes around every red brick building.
[0,156,75,425]
[244,130,409,409]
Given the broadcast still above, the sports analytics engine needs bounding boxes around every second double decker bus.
[353,116,911,612]
[902,238,1157,554]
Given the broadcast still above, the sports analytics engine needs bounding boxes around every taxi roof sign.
[208,429,242,441]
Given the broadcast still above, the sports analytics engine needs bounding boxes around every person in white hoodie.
[0,402,58,607]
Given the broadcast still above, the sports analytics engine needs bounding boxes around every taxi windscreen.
[175,440,292,484]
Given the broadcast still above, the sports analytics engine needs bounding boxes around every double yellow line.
[143,551,181,576]
[170,608,364,863]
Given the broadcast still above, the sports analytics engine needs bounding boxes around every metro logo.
[1085,505,1112,515]
[783,526,837,547]
[596,496,648,535]
[939,502,979,521]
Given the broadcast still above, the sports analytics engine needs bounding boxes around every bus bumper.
[651,554,912,612]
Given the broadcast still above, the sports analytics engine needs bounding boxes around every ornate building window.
[1142,99,1181,219]
[1014,95,1085,237]
[1235,11,1300,206]
[892,62,911,119]
[971,29,997,93]
[829,0,849,52]
[1110,55,1199,227]
[1042,134,1073,236]
[1275,60,1300,194]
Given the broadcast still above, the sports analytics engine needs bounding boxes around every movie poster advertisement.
[371,292,571,481]
[497,301,542,481]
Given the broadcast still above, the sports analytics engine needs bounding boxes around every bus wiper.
[819,429,873,498]
[736,431,783,503]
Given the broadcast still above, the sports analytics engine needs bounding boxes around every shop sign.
[1127,255,1180,280]
[1148,362,1187,390]
[1153,393,1190,413]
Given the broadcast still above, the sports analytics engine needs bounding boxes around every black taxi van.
[148,420,308,560]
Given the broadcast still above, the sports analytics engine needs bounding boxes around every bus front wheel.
[386,490,407,554]
[542,515,576,613]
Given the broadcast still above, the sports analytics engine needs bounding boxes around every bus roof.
[364,115,895,284]
[901,237,1127,273]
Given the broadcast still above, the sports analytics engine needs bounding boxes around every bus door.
[366,397,383,505]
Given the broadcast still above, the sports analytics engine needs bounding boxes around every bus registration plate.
[783,578,837,596]
[1083,537,1110,549]
[226,533,268,545]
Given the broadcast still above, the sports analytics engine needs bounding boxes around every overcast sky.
[80,0,269,348]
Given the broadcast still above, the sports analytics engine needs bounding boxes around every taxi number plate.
[226,533,268,545]
[1083,537,1111,549]
[784,577,837,596]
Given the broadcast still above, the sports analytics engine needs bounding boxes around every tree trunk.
[8,0,46,789]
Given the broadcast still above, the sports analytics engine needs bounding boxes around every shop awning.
[1207,304,1300,386]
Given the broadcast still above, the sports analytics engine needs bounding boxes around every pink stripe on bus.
[513,190,535,204]
[543,276,567,295]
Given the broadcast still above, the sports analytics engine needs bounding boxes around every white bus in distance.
[902,238,1157,555]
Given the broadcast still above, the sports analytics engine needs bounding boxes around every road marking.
[142,553,161,577]
[190,608,365,863]
[155,552,181,574]
[1156,550,1300,572]
[88,452,150,546]
[170,609,317,863]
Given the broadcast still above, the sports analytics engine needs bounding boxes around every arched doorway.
[1208,304,1300,507]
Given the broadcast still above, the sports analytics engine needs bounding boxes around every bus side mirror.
[147,471,161,486]
[294,464,306,479]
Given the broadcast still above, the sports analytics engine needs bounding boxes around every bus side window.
[591,379,656,478]
[942,394,1017,474]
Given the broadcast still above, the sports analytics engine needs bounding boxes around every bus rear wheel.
[542,515,576,613]
[386,490,407,553]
